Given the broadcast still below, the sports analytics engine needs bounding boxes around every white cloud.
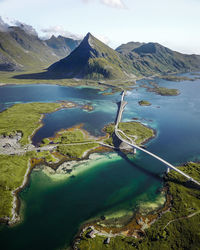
[0,16,8,31]
[100,0,125,8]
[41,26,82,40]
[0,16,38,36]
[82,0,126,8]
[13,20,38,36]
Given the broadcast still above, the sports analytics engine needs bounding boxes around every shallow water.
[0,73,200,249]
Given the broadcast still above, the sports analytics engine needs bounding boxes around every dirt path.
[163,211,200,230]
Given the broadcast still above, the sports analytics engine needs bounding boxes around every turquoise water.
[0,73,200,249]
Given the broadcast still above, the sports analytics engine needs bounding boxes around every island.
[140,81,180,96]
[160,75,195,82]
[138,100,152,106]
[149,87,180,96]
[103,121,155,146]
[82,104,94,111]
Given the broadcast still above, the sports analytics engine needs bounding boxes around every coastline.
[73,179,172,246]
[0,70,197,88]
[10,160,32,225]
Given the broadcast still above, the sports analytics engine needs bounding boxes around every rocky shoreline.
[73,183,172,248]
[10,160,32,225]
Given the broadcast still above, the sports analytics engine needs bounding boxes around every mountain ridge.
[0,26,80,71]
[47,32,200,79]
[1,28,199,79]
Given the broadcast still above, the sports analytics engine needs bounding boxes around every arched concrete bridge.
[115,91,200,186]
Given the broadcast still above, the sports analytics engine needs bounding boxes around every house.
[86,230,96,238]
[104,237,110,244]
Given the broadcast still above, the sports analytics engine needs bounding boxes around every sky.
[0,0,200,54]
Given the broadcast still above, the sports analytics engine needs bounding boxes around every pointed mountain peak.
[78,32,97,49]
[85,32,93,38]
[47,31,128,80]
[83,32,94,42]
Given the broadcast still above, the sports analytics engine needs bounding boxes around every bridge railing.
[114,91,200,187]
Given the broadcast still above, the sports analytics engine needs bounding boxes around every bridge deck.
[114,91,200,186]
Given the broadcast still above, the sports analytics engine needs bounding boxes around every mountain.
[116,42,200,75]
[48,33,200,80]
[116,41,145,54]
[47,33,137,79]
[7,29,200,79]
[45,35,81,58]
[0,26,80,71]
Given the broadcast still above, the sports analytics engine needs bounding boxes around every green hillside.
[2,29,200,80]
[116,41,145,53]
[0,27,80,71]
[117,42,200,76]
[47,34,200,80]
[48,33,138,80]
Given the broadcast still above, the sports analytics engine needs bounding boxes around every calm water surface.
[0,73,200,249]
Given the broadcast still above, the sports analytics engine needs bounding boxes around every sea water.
[0,73,200,249]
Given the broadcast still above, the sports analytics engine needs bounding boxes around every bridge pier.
[114,90,200,187]
[134,148,137,154]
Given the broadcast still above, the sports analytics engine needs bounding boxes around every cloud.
[13,20,38,36]
[0,16,8,31]
[41,26,82,40]
[82,0,126,8]
[100,0,126,8]
[0,16,38,36]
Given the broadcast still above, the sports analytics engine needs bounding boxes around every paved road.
[0,140,116,155]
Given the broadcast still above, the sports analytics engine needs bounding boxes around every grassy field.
[0,70,135,90]
[53,130,87,144]
[104,122,155,146]
[34,151,58,163]
[0,102,61,145]
[41,128,100,159]
[57,143,99,158]
[0,155,30,219]
[0,71,95,86]
[76,234,136,250]
[77,163,200,249]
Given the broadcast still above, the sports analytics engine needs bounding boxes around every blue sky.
[0,0,200,54]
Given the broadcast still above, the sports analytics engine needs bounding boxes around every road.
[114,91,200,187]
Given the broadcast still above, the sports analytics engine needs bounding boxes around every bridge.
[114,91,200,186]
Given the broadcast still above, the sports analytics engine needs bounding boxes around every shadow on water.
[111,125,162,182]
[13,71,76,80]
[116,149,163,182]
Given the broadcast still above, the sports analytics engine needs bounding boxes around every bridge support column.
[167,167,170,174]
[134,148,137,154]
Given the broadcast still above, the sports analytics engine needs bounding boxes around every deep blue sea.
[0,73,200,249]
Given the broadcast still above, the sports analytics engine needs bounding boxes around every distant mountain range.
[0,26,200,79]
[116,42,200,76]
[45,35,81,58]
[0,26,80,71]
[48,33,200,79]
